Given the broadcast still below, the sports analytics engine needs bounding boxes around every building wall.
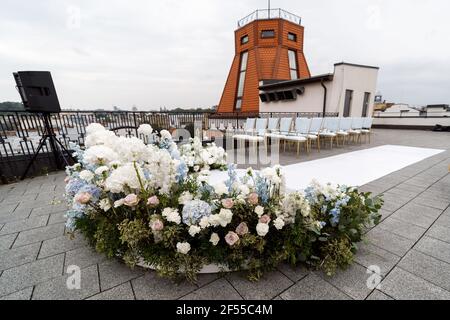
[217,18,310,114]
[259,64,379,116]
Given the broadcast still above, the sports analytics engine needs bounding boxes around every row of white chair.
[232,117,374,155]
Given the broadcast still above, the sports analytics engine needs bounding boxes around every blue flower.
[304,186,317,204]
[176,160,188,182]
[255,174,269,205]
[225,164,237,192]
[181,199,212,225]
[65,178,86,196]
[330,208,341,226]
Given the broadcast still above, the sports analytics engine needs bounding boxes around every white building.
[259,62,379,117]
[373,104,422,117]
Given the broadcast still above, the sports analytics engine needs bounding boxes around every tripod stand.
[21,113,75,180]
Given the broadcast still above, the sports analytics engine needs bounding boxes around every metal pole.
[268,0,270,18]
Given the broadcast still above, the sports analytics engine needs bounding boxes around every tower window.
[240,35,249,45]
[261,30,275,38]
[235,51,248,110]
[288,32,297,41]
[288,50,298,80]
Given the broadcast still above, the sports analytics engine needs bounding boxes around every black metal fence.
[0,110,338,182]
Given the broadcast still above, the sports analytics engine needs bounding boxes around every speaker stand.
[21,113,76,180]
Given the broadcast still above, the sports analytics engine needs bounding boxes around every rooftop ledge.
[237,8,302,28]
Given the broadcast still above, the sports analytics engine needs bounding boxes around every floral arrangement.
[179,137,227,172]
[64,123,383,282]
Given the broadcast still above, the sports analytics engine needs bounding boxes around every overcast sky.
[1,0,449,110]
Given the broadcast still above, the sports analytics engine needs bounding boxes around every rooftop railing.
[237,8,302,28]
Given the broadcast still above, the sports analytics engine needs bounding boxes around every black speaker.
[13,71,61,113]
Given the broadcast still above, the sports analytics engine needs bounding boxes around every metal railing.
[237,8,302,28]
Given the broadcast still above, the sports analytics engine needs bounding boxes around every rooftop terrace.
[1,129,449,300]
[237,8,302,28]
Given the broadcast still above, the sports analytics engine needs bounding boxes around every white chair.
[349,117,364,143]
[308,118,323,152]
[219,122,226,131]
[233,118,256,140]
[361,117,373,143]
[267,118,280,133]
[337,118,352,145]
[319,117,339,149]
[265,117,292,150]
[284,118,309,155]
[210,122,217,130]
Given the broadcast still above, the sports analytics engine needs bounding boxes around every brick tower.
[217,9,311,113]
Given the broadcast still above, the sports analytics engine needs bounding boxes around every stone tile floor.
[0,129,449,300]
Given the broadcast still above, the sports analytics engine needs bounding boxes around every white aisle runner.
[208,145,444,192]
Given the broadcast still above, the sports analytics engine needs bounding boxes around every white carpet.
[208,145,444,191]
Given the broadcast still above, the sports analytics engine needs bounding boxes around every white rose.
[199,216,210,229]
[178,191,193,205]
[79,170,94,182]
[188,225,201,237]
[95,166,109,175]
[162,208,181,225]
[99,198,111,212]
[213,182,228,196]
[274,217,285,230]
[256,223,269,237]
[114,199,124,208]
[254,205,264,217]
[218,208,233,227]
[209,233,220,246]
[176,242,191,254]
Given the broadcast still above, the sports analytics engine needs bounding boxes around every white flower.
[254,205,264,217]
[85,123,106,135]
[188,225,201,237]
[137,124,153,136]
[256,223,269,237]
[199,216,210,229]
[160,130,172,140]
[114,199,124,208]
[95,166,109,175]
[213,182,228,196]
[178,191,193,205]
[79,170,94,182]
[162,208,181,225]
[273,217,285,230]
[104,163,144,194]
[99,198,111,212]
[84,145,119,165]
[176,242,191,254]
[84,130,117,148]
[216,208,233,227]
[209,233,220,246]
[238,184,250,196]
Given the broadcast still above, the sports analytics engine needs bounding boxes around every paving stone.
[132,272,197,300]
[64,246,108,269]
[226,271,293,300]
[354,243,400,277]
[180,278,242,300]
[366,289,394,300]
[0,203,18,215]
[0,253,64,297]
[0,242,40,271]
[32,264,100,300]
[378,216,427,241]
[366,228,415,257]
[380,267,450,300]
[414,236,450,264]
[277,263,310,282]
[47,211,67,225]
[38,234,87,259]
[13,223,65,248]
[435,214,450,229]
[98,260,145,291]
[411,196,449,211]
[379,194,410,212]
[0,287,33,300]
[398,250,450,291]
[0,233,17,251]
[88,282,135,300]
[280,273,350,300]
[30,203,68,217]
[0,208,32,224]
[426,225,450,243]
[391,205,440,229]
[0,215,49,236]
[319,263,373,300]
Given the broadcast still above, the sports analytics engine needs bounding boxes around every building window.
[235,51,248,110]
[288,32,297,41]
[362,92,370,117]
[343,90,353,117]
[240,35,249,45]
[288,50,298,80]
[261,30,275,38]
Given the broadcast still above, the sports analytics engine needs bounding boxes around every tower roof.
[237,8,301,28]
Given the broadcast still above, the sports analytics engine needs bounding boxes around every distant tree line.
[0,101,24,112]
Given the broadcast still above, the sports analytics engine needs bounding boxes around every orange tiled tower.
[217,9,311,113]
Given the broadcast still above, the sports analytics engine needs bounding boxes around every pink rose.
[150,219,164,231]
[74,192,91,204]
[259,214,271,224]
[235,222,249,236]
[225,231,240,246]
[248,192,259,205]
[221,198,234,209]
[147,195,160,207]
[64,176,70,183]
[124,194,139,207]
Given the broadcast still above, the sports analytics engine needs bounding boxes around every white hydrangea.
[84,130,117,148]
[213,182,228,196]
[176,242,191,254]
[104,163,144,193]
[162,207,181,225]
[188,225,201,237]
[94,166,109,175]
[137,124,153,136]
[178,191,193,205]
[79,170,94,182]
[273,217,285,230]
[208,208,233,227]
[84,145,119,166]
[85,123,106,135]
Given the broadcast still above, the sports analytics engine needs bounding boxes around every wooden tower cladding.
[217,10,311,113]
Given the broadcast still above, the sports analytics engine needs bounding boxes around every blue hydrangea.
[330,208,341,226]
[79,184,102,202]
[255,174,269,205]
[304,186,317,204]
[64,209,85,231]
[65,178,87,196]
[181,199,212,225]
[225,164,237,192]
[176,160,188,183]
